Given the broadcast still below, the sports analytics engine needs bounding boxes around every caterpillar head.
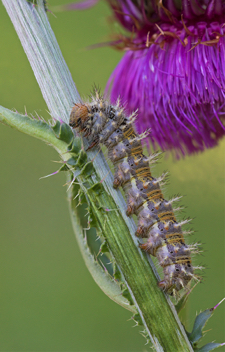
[69,103,90,130]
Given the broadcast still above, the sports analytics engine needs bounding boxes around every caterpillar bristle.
[129,130,151,144]
[146,151,162,164]
[154,171,169,184]
[188,243,202,254]
[167,195,183,205]
[69,92,201,295]
[189,273,202,282]
[173,206,186,215]
[128,110,138,123]
[116,96,121,107]
[183,229,195,236]
[193,265,205,271]
[176,218,192,227]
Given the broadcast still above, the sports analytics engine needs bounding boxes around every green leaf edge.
[0,107,135,313]
[195,342,224,352]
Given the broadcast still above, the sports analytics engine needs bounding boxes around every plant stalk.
[1,0,194,350]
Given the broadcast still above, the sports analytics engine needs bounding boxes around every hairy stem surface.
[1,0,194,350]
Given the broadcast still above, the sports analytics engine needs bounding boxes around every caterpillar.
[69,90,199,296]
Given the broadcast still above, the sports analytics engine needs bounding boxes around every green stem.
[1,0,194,350]
[69,160,193,351]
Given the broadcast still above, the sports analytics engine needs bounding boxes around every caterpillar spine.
[69,91,199,296]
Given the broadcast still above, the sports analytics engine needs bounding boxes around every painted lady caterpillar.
[69,91,199,295]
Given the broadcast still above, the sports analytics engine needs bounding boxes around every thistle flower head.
[106,0,225,155]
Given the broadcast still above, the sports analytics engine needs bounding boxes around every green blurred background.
[0,1,224,351]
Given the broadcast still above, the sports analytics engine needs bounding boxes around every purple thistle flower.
[105,0,225,155]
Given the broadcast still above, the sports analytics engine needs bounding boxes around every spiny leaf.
[113,263,121,281]
[76,149,88,168]
[59,122,74,144]
[188,308,214,343]
[100,241,109,254]
[80,161,94,178]
[194,342,225,352]
[88,182,104,197]
[58,164,70,172]
[69,181,136,313]
[122,287,134,306]
[52,120,61,137]
[66,157,77,167]
[52,121,74,144]
[132,313,144,326]
[67,137,82,155]
[188,299,225,349]
[88,207,99,229]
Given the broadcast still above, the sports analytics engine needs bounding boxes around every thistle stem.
[1,0,194,350]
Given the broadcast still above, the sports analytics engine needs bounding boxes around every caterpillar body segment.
[69,92,195,295]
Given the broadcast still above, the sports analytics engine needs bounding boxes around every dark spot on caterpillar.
[69,91,199,296]
[91,106,99,113]
[107,106,116,119]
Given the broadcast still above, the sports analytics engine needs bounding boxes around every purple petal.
[106,20,225,155]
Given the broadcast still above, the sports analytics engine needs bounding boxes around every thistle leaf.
[132,313,144,326]
[188,308,214,343]
[194,343,225,352]
[52,120,74,144]
[188,299,225,350]
[68,181,136,313]
[67,137,82,155]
